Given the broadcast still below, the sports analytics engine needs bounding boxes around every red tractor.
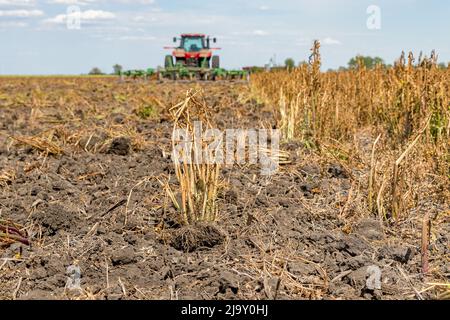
[164,34,220,70]
[122,34,247,81]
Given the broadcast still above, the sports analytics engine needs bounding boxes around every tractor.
[165,34,220,70]
[120,34,248,81]
[159,34,248,81]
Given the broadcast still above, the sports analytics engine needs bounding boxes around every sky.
[0,0,449,74]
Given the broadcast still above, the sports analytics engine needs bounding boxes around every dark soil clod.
[107,137,131,156]
[170,223,225,253]
[33,204,80,236]
[328,164,349,178]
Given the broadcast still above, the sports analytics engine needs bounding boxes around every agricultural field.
[0,49,449,300]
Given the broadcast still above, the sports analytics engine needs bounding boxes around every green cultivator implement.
[213,68,249,81]
[157,65,249,81]
[120,68,155,80]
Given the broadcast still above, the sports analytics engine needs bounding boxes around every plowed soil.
[0,77,448,300]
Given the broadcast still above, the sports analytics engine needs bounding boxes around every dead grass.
[12,135,64,155]
[251,42,449,221]
[0,169,15,187]
[167,90,222,225]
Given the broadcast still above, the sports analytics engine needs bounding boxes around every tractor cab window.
[181,37,205,52]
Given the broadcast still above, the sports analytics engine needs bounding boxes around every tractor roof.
[181,33,206,38]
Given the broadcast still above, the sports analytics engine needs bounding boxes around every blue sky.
[0,0,449,74]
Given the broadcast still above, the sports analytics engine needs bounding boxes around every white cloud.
[47,0,97,5]
[294,37,342,47]
[0,0,36,6]
[259,5,269,11]
[0,21,28,27]
[253,29,269,36]
[322,37,342,45]
[47,0,155,4]
[0,9,43,17]
[115,0,155,3]
[44,9,116,24]
[132,15,156,22]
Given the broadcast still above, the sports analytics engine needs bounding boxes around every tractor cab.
[165,34,220,69]
[179,35,207,52]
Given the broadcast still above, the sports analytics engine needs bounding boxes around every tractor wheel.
[212,56,220,69]
[165,55,174,69]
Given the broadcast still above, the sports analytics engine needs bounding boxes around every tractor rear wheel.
[165,55,174,68]
[212,56,220,69]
